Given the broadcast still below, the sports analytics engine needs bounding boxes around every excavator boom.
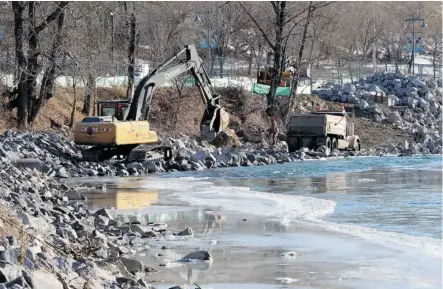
[125,44,230,142]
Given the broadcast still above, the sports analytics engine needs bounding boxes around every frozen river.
[82,155,442,288]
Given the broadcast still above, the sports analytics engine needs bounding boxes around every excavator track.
[128,145,173,163]
[81,145,136,162]
[81,145,173,163]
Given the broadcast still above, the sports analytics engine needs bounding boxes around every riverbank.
[0,159,201,288]
[0,129,440,179]
[0,128,441,288]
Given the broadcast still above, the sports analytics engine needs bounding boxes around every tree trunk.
[26,2,39,122]
[248,55,253,76]
[285,1,314,122]
[210,53,215,76]
[219,55,224,78]
[69,77,77,127]
[82,74,95,115]
[267,1,286,117]
[348,65,353,83]
[126,12,136,100]
[12,2,27,128]
[28,5,66,124]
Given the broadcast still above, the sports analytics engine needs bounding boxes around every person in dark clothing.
[269,115,279,146]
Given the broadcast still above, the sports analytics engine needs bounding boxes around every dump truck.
[287,108,361,152]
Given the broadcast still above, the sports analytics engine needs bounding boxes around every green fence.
[251,83,291,96]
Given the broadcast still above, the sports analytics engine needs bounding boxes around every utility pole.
[405,15,426,75]
[372,3,376,74]
[110,11,115,66]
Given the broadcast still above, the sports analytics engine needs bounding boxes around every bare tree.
[137,2,192,63]
[11,1,68,128]
[422,2,442,79]
[124,2,137,99]
[28,3,67,123]
[11,2,26,128]
[195,2,246,77]
[241,1,331,117]
[240,1,326,116]
[286,1,317,122]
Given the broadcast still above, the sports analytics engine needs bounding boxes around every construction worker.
[269,115,279,146]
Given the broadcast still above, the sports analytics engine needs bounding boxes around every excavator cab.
[96,100,130,121]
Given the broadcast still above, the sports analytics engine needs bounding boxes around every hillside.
[0,84,416,149]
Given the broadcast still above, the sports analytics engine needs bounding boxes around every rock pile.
[0,160,211,288]
[314,72,442,110]
[0,127,440,180]
[313,72,442,154]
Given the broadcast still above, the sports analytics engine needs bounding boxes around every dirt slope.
[0,84,411,149]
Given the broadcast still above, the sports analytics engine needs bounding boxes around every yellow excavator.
[74,44,231,162]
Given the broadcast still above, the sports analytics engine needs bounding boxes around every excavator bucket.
[203,107,240,147]
[211,107,230,133]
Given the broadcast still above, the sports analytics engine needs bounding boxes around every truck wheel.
[332,138,337,150]
[325,137,332,151]
[288,137,301,152]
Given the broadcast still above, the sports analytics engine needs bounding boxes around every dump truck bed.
[288,114,347,137]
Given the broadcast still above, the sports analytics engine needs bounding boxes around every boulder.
[387,94,399,105]
[141,231,158,238]
[118,169,129,177]
[349,96,360,104]
[417,98,430,110]
[4,276,30,288]
[147,223,168,232]
[413,79,427,88]
[127,162,143,171]
[369,84,385,96]
[179,251,212,262]
[424,92,435,102]
[21,212,56,235]
[190,151,208,162]
[368,104,383,115]
[55,167,69,178]
[359,100,369,110]
[169,285,189,289]
[0,261,23,282]
[31,270,64,289]
[119,257,144,274]
[407,97,418,109]
[142,161,157,173]
[94,208,113,219]
[343,83,356,94]
[315,145,330,158]
[387,111,402,124]
[174,228,193,237]
[430,101,440,115]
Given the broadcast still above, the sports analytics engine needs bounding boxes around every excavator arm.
[125,44,230,142]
